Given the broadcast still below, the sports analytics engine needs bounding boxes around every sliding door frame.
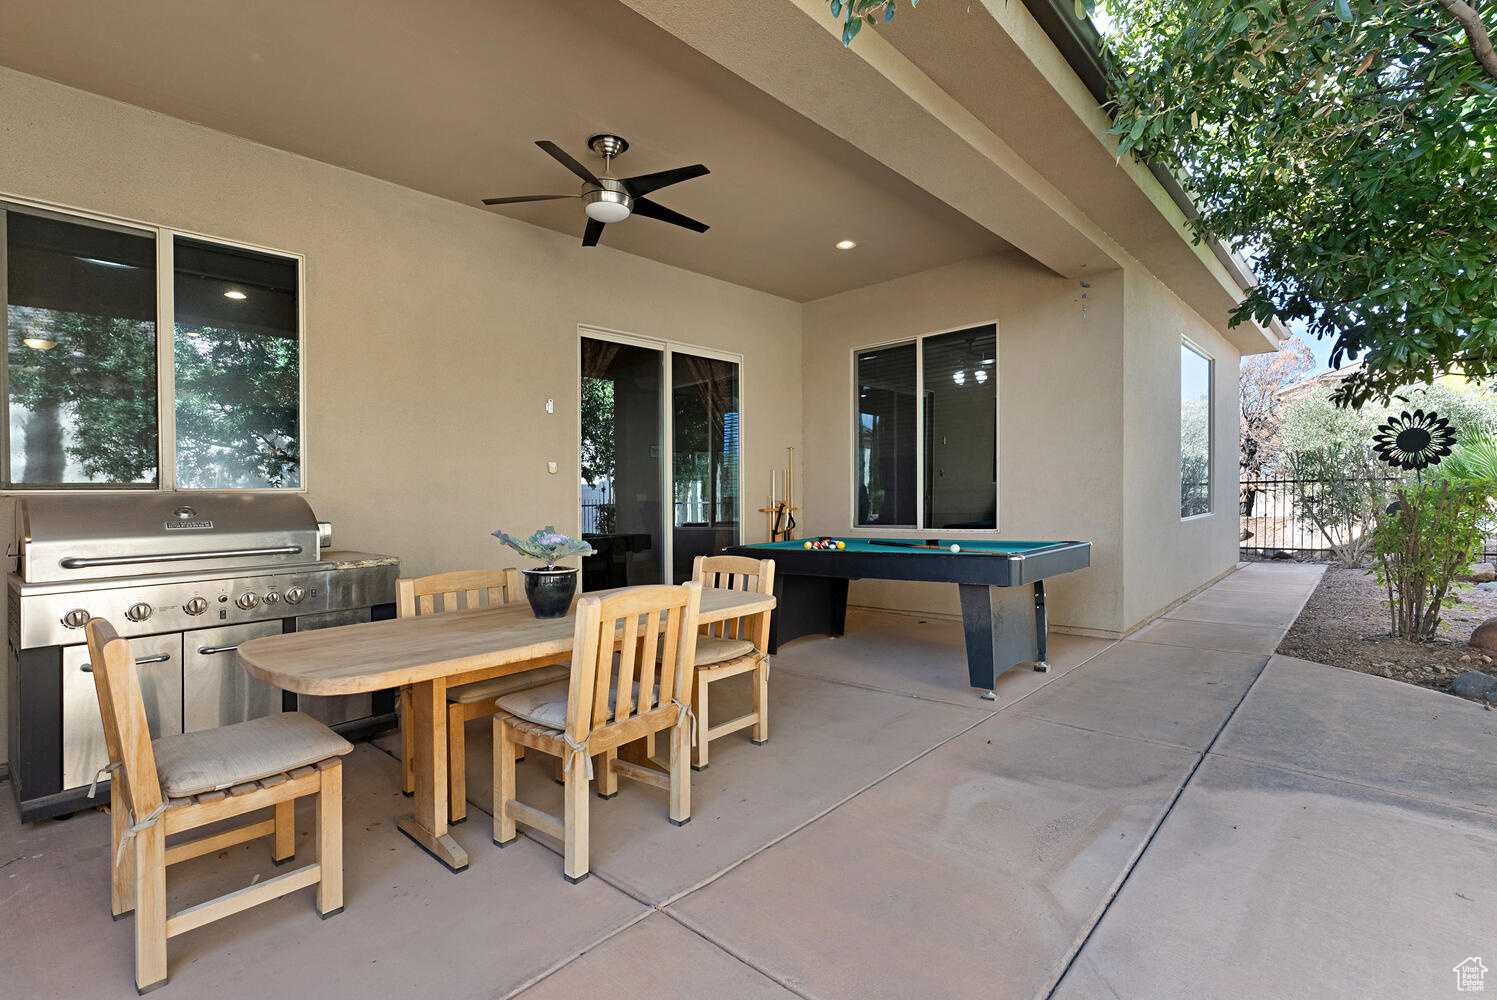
[577,324,745,584]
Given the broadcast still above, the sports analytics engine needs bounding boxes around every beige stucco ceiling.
[0,0,1014,302]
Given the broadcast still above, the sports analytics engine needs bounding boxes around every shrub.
[1283,446,1388,568]
[1371,481,1487,641]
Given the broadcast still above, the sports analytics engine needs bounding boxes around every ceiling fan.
[482,134,710,247]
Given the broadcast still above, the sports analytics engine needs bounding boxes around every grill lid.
[16,492,322,584]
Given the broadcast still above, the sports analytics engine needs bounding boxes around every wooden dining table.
[237,587,776,873]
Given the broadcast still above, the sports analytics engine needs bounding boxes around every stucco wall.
[1120,263,1241,629]
[800,255,1127,635]
[0,67,804,767]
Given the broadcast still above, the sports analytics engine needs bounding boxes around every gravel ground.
[1277,566,1497,696]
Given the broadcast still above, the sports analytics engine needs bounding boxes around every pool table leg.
[767,574,849,653]
[1033,580,1050,672]
[959,583,1043,696]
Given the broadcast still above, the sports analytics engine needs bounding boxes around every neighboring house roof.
[1278,362,1368,404]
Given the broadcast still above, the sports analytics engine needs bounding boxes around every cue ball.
[950,544,961,553]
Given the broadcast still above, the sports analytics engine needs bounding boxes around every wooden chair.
[689,555,775,770]
[84,619,350,994]
[492,581,702,882]
[396,569,569,823]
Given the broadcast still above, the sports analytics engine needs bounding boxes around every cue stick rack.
[758,446,799,542]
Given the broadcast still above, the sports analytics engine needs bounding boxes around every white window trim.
[577,324,745,582]
[0,192,308,495]
[848,320,1001,533]
[1180,336,1214,521]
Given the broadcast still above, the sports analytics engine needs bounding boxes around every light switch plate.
[547,461,558,474]
[546,398,554,413]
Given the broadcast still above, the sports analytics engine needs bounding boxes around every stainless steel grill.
[6,492,398,823]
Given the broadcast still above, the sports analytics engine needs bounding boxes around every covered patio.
[5,561,1489,999]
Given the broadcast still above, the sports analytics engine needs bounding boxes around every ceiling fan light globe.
[583,188,632,223]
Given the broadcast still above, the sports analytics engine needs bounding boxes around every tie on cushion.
[153,712,353,798]
[448,663,569,705]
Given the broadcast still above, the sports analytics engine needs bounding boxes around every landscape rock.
[1448,670,1497,698]
[1480,582,1497,592]
[1471,617,1497,654]
[1467,563,1497,583]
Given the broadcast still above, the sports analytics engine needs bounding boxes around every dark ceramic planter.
[522,567,578,619]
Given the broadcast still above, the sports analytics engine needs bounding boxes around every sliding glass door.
[579,332,740,589]
[672,352,739,581]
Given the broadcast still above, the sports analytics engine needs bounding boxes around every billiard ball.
[836,541,846,549]
[803,541,812,549]
[950,544,961,553]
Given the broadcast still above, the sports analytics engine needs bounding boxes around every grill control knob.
[183,597,209,616]
[284,586,306,605]
[61,608,90,629]
[263,591,281,605]
[236,592,260,610]
[125,602,153,623]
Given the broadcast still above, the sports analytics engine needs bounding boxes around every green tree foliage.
[6,307,158,484]
[821,0,917,47]
[1084,0,1497,407]
[6,305,300,487]
[174,326,300,488]
[580,377,615,488]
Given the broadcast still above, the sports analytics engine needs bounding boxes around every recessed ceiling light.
[835,240,857,250]
[224,289,247,300]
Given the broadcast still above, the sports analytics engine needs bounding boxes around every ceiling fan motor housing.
[583,177,633,223]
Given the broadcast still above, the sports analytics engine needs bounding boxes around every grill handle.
[59,545,304,570]
[81,653,171,672]
[197,644,240,656]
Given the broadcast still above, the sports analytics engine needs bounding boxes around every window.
[854,324,997,529]
[2,201,304,490]
[1180,340,1213,518]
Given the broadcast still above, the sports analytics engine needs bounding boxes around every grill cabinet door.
[61,634,184,791]
[183,620,285,733]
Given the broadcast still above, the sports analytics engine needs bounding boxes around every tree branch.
[1437,0,1497,81]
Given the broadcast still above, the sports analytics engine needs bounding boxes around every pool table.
[723,538,1091,695]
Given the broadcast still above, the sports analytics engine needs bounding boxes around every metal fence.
[1240,474,1497,562]
[1238,475,1387,558]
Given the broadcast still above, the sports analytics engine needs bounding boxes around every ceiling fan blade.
[582,218,606,247]
[622,164,709,199]
[632,197,709,234]
[536,140,601,186]
[481,194,574,205]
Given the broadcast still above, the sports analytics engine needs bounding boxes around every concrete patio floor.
[4,561,1495,999]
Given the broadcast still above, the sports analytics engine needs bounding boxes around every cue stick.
[865,539,1021,554]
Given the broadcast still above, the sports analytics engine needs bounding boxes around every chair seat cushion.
[153,712,353,798]
[448,664,569,705]
[496,679,662,732]
[694,637,757,667]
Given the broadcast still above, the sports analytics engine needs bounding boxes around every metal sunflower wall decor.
[1372,409,1456,471]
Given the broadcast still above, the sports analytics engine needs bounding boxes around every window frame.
[1179,336,1214,521]
[0,193,308,494]
[848,320,1000,533]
